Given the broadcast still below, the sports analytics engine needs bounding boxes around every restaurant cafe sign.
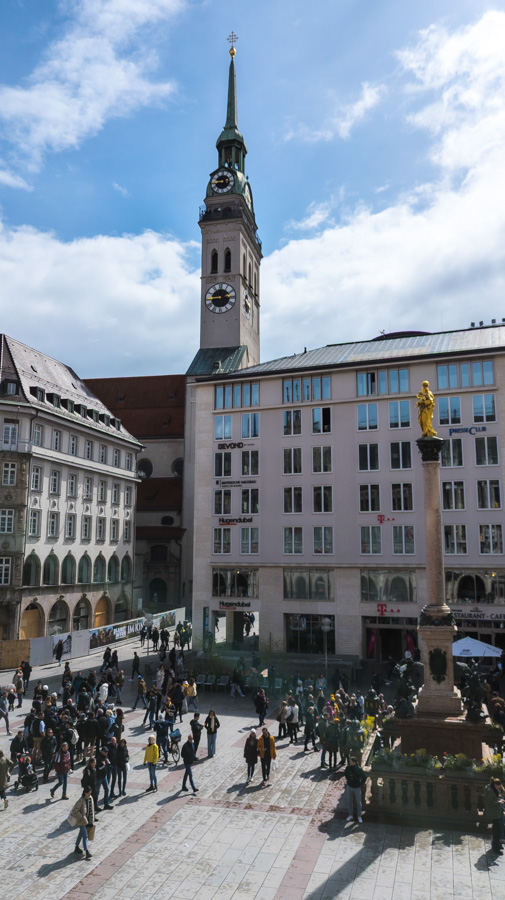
[452,608,505,621]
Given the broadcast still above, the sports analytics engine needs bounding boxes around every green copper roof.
[186,345,247,377]
[216,57,247,166]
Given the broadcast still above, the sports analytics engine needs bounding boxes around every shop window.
[285,614,335,655]
[212,568,258,598]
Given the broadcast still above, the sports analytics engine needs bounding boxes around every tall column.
[416,435,463,716]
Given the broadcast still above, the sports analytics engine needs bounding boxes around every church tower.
[196,37,262,370]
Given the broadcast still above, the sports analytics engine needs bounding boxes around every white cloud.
[0,167,32,191]
[0,222,200,376]
[261,12,505,359]
[286,81,386,143]
[112,181,129,196]
[0,0,183,174]
[286,200,334,231]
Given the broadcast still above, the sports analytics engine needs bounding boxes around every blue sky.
[0,0,504,376]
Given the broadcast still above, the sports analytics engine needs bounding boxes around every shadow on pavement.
[38,853,82,878]
[22,799,51,814]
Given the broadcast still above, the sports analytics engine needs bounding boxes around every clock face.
[243,290,251,319]
[244,182,252,210]
[211,170,235,194]
[205,283,236,314]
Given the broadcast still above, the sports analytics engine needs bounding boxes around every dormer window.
[5,382,18,395]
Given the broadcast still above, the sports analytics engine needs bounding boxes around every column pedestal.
[416,623,463,716]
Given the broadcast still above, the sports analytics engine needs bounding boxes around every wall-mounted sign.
[217,442,244,450]
[219,599,251,610]
[452,607,505,621]
[218,516,253,525]
[448,426,487,436]
[377,603,401,615]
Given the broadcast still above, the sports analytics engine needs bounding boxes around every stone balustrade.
[367,768,490,827]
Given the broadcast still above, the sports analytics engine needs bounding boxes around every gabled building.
[0,334,141,639]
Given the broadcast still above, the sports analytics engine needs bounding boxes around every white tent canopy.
[451,636,502,658]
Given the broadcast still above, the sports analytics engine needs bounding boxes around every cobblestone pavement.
[1,645,504,900]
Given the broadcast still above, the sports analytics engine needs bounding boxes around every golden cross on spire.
[227,31,238,57]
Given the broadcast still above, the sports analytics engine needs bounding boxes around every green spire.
[216,44,247,173]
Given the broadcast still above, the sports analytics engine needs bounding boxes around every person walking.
[130,652,141,681]
[0,691,11,736]
[484,777,505,854]
[254,689,269,727]
[117,738,129,796]
[277,701,289,740]
[190,712,203,758]
[133,676,147,709]
[181,734,198,793]
[96,748,113,810]
[41,727,57,783]
[344,756,366,824]
[244,729,258,784]
[257,727,276,786]
[204,710,220,757]
[0,749,13,809]
[316,712,330,768]
[304,706,318,752]
[71,786,95,860]
[81,757,99,811]
[286,699,299,744]
[143,735,159,792]
[55,639,64,666]
[115,670,125,704]
[50,742,71,800]
[186,678,199,711]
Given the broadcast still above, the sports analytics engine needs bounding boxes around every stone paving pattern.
[1,643,505,900]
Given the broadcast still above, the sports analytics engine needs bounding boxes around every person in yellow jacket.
[257,727,277,786]
[143,735,159,793]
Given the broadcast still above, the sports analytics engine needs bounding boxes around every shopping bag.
[87,825,96,841]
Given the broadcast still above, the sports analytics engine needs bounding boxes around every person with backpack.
[344,756,366,824]
[50,742,71,799]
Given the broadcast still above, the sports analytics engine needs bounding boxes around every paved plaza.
[1,643,504,900]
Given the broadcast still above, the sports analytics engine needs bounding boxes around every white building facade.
[0,334,142,640]
[189,328,505,663]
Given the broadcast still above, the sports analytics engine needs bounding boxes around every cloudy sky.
[0,0,504,377]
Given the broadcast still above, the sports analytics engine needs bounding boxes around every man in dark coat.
[181,734,198,794]
[41,727,58,783]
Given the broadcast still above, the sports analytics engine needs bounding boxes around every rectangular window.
[29,510,41,537]
[284,486,303,514]
[240,527,259,554]
[284,448,302,474]
[439,397,461,425]
[112,483,120,504]
[2,462,17,485]
[49,469,60,494]
[442,481,465,510]
[31,466,42,491]
[473,360,495,386]
[82,516,92,540]
[98,480,106,502]
[33,423,43,447]
[283,409,302,435]
[242,413,259,438]
[473,394,496,423]
[52,429,61,451]
[357,371,376,397]
[241,450,258,476]
[84,477,93,500]
[68,473,77,497]
[357,403,378,431]
[360,526,381,554]
[125,453,132,471]
[99,444,107,464]
[241,488,259,514]
[97,518,105,541]
[213,527,231,554]
[48,511,59,538]
[475,436,499,466]
[215,415,232,440]
[441,438,463,467]
[113,449,120,467]
[437,364,459,390]
[69,435,78,456]
[477,480,501,509]
[393,525,415,554]
[124,521,131,542]
[215,452,232,478]
[389,400,410,429]
[65,514,76,540]
[0,558,11,585]
[358,443,379,471]
[444,524,467,554]
[3,422,18,449]
[359,484,380,512]
[214,489,231,516]
[111,518,119,542]
[312,407,331,434]
[0,509,14,533]
[479,524,503,554]
[125,485,132,506]
[314,526,333,554]
[392,483,413,512]
[390,442,411,469]
[85,440,93,460]
[313,485,332,513]
[312,445,331,473]
[284,526,303,554]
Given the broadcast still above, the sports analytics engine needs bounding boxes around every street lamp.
[320,616,332,682]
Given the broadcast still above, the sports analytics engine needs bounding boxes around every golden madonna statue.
[416,380,437,437]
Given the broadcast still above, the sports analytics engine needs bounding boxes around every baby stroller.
[13,754,38,792]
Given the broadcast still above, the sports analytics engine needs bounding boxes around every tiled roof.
[137,478,183,512]
[85,375,185,439]
[230,326,505,378]
[186,346,247,376]
[1,334,139,444]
